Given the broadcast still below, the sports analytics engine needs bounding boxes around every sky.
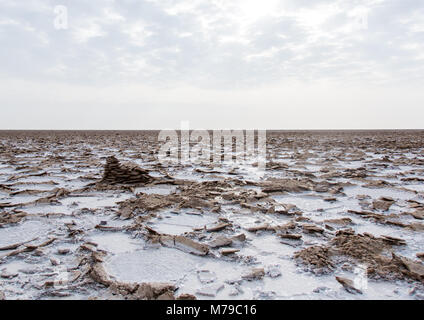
[0,0,423,130]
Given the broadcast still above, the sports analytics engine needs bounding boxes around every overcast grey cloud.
[0,0,423,129]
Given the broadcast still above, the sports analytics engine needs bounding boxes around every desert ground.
[0,130,424,300]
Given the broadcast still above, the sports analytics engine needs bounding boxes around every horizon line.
[1,128,424,132]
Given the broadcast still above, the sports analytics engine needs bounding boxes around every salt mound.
[101,156,153,185]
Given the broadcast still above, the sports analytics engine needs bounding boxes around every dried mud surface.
[0,130,424,300]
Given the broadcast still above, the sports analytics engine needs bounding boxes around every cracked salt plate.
[0,260,31,276]
[1,194,44,205]
[343,186,416,201]
[196,283,224,297]
[0,220,52,247]
[89,233,142,254]
[60,194,132,209]
[22,193,132,214]
[171,170,221,182]
[11,176,64,184]
[62,179,93,189]
[104,247,203,283]
[134,185,177,195]
[303,164,322,171]
[197,270,217,284]
[148,211,216,235]
[240,234,297,262]
[178,260,252,300]
[272,194,339,212]
[404,184,424,192]
[9,184,57,192]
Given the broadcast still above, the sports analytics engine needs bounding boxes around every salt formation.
[1,130,424,300]
[101,156,153,185]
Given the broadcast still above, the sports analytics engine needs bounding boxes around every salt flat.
[0,130,423,300]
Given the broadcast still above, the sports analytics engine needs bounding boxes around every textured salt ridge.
[101,156,153,185]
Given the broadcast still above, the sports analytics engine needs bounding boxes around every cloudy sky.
[0,0,423,129]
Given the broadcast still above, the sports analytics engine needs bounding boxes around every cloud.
[0,0,423,128]
[0,0,422,87]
